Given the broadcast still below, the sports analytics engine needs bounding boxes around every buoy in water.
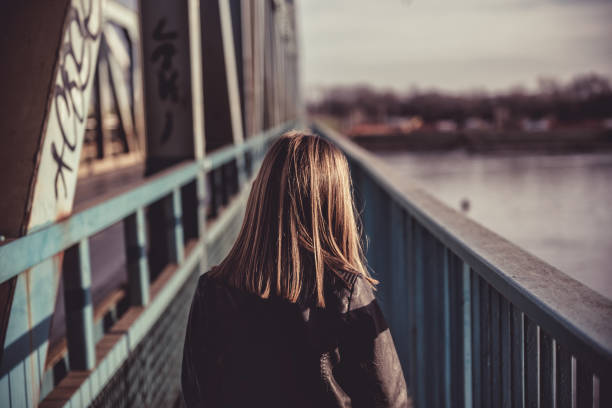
[460,198,470,213]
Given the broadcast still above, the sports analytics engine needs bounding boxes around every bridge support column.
[140,0,205,277]
[0,1,103,405]
[241,0,266,138]
[200,0,244,152]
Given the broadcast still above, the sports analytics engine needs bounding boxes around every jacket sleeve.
[337,276,409,408]
[182,281,207,407]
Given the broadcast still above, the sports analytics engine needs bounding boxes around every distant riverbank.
[353,129,612,153]
[376,150,612,300]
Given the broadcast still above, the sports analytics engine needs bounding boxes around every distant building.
[435,119,458,132]
[388,116,424,133]
[464,117,492,131]
[347,123,397,137]
[521,117,552,132]
[346,108,367,130]
[347,116,423,137]
[493,106,511,130]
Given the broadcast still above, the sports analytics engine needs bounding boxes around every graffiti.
[151,18,179,145]
[51,0,102,198]
[158,68,178,102]
[161,112,174,144]
[51,143,73,197]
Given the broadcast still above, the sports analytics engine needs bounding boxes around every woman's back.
[182,271,407,407]
[182,273,316,407]
[181,132,408,407]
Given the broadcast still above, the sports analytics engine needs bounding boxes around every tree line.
[308,73,612,126]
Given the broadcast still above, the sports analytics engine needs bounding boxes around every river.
[376,150,612,300]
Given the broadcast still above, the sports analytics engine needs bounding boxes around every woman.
[182,131,408,407]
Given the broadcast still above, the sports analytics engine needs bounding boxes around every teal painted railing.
[315,121,612,408]
[0,122,292,406]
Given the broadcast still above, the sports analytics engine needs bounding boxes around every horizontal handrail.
[0,162,199,283]
[313,120,612,371]
[0,122,295,284]
[203,121,294,170]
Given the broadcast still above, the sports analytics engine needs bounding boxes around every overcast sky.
[298,0,612,98]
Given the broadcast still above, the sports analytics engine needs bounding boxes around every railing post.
[443,248,451,408]
[207,170,218,219]
[196,169,208,274]
[253,140,265,168]
[124,207,150,306]
[576,361,593,408]
[413,223,426,408]
[555,343,571,408]
[244,149,253,178]
[220,164,230,206]
[62,239,96,370]
[196,170,207,239]
[511,306,525,408]
[491,289,501,407]
[463,263,473,408]
[500,297,512,408]
[235,152,247,188]
[471,272,482,408]
[404,215,417,394]
[540,330,554,406]
[390,202,409,382]
[166,188,185,264]
[524,317,539,407]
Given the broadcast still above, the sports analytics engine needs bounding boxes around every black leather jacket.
[181,272,408,407]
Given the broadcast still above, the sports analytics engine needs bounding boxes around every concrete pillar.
[140,0,205,277]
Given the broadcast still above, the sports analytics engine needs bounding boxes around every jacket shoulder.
[347,274,376,312]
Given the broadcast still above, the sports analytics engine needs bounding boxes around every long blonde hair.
[210,131,375,307]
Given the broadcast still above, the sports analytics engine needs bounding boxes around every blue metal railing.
[6,118,609,407]
[0,121,292,406]
[315,121,612,408]
[0,123,289,284]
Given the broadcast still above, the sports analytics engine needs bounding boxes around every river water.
[376,150,612,300]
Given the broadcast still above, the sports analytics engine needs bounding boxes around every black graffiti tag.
[51,0,102,198]
[160,112,174,145]
[51,143,74,198]
[151,18,179,145]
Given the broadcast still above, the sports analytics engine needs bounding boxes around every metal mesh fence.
[91,268,198,408]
